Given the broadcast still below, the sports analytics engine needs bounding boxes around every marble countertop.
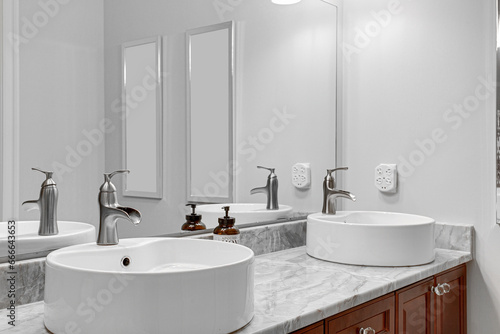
[0,246,472,334]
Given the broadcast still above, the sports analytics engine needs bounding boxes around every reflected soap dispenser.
[182,204,206,231]
[213,206,240,244]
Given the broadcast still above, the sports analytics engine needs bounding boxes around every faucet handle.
[105,170,130,180]
[327,167,348,174]
[31,168,56,186]
[100,170,130,192]
[325,167,349,188]
[32,167,54,179]
[257,166,276,176]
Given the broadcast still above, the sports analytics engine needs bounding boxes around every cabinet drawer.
[326,294,395,334]
[291,321,324,334]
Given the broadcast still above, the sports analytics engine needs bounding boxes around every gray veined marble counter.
[0,245,472,334]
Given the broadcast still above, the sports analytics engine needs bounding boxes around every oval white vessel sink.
[196,203,293,228]
[44,238,254,334]
[0,221,95,261]
[307,211,435,266]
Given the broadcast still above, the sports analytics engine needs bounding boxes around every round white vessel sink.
[44,238,254,334]
[307,211,435,266]
[0,221,95,261]
[196,203,293,228]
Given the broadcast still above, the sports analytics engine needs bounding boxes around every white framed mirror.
[186,21,234,203]
[122,37,163,199]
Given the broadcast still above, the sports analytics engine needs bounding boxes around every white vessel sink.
[307,211,435,266]
[196,203,293,228]
[0,221,95,261]
[44,238,255,334]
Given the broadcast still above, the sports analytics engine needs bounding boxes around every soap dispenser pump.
[22,168,58,236]
[182,204,206,231]
[213,206,240,244]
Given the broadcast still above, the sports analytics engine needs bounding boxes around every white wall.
[341,0,498,331]
[16,0,104,227]
[104,0,339,236]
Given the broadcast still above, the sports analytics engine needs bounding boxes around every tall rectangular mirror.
[186,22,234,203]
[122,37,163,199]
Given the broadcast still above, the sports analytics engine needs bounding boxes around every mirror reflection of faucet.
[97,170,141,246]
[22,168,59,236]
[250,166,279,210]
[322,167,356,215]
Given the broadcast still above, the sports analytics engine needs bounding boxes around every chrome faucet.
[250,166,279,210]
[322,167,356,214]
[97,170,141,246]
[22,168,59,236]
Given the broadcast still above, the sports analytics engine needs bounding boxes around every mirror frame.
[186,21,235,204]
[497,0,500,223]
[495,0,500,225]
[121,36,163,199]
[1,0,21,219]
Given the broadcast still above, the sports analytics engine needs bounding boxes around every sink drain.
[121,256,131,267]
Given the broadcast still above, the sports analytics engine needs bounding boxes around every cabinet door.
[291,321,324,334]
[396,278,435,334]
[434,265,466,334]
[326,294,395,334]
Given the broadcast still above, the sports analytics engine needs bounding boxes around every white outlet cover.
[375,164,397,193]
[292,163,311,189]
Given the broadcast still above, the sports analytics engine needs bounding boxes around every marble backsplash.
[434,222,474,253]
[0,258,45,309]
[0,220,473,309]
[192,220,307,256]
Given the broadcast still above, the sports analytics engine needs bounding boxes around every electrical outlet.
[292,163,311,189]
[375,164,397,193]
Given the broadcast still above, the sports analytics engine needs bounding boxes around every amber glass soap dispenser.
[213,206,240,244]
[181,204,206,231]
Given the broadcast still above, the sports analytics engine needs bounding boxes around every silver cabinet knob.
[359,327,376,334]
[442,283,451,293]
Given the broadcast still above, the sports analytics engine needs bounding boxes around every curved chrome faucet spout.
[323,190,356,215]
[250,186,268,195]
[97,206,141,246]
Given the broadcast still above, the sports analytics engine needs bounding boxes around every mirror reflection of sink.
[196,203,293,228]
[0,221,95,261]
[306,211,435,266]
[44,238,254,334]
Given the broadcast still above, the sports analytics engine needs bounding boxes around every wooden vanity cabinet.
[290,264,467,334]
[434,265,467,334]
[292,321,325,334]
[396,278,435,334]
[326,294,395,334]
[395,264,467,334]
